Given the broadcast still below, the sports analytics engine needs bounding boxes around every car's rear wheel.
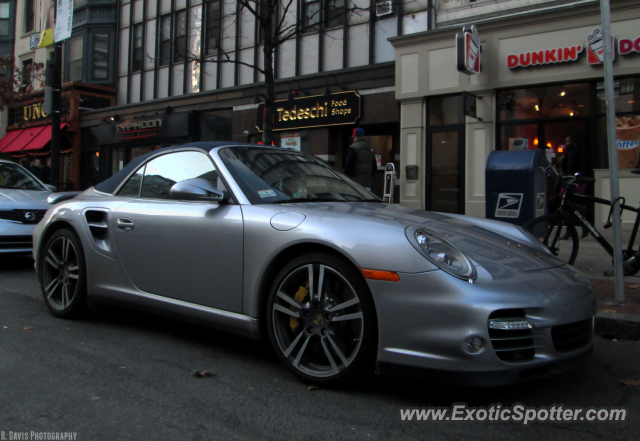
[40,228,88,318]
[266,253,377,386]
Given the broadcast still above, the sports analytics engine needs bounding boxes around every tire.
[39,228,88,318]
[266,253,377,386]
[524,214,579,265]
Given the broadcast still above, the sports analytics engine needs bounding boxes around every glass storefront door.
[427,129,465,213]
[426,95,465,214]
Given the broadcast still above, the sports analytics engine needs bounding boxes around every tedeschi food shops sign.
[256,91,361,131]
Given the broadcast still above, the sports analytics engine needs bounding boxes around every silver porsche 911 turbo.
[33,143,596,387]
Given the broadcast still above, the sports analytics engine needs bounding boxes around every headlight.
[407,227,476,281]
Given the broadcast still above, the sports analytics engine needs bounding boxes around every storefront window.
[597,78,640,114]
[428,95,461,125]
[199,110,232,141]
[500,124,538,151]
[498,83,589,121]
[111,147,125,175]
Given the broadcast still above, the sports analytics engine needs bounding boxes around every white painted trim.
[233,103,259,111]
[357,86,396,95]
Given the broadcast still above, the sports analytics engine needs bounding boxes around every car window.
[0,162,44,191]
[218,147,377,205]
[117,165,145,198]
[140,151,226,200]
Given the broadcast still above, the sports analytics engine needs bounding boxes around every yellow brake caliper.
[290,282,309,334]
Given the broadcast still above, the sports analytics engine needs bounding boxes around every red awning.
[0,130,24,153]
[23,123,69,151]
[2,127,46,153]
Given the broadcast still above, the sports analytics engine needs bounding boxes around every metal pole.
[50,43,62,191]
[599,0,624,304]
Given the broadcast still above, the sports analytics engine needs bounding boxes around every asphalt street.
[1,255,639,440]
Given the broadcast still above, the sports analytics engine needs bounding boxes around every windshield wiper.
[267,197,338,204]
[268,197,381,204]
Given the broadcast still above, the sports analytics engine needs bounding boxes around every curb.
[595,312,640,340]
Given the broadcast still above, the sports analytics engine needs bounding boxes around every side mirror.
[47,192,81,205]
[170,178,228,202]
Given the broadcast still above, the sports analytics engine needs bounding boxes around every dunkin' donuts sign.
[456,25,481,74]
[508,27,640,69]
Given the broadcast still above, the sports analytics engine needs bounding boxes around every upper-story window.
[205,0,221,55]
[375,0,395,17]
[24,0,35,33]
[93,33,109,80]
[174,10,187,63]
[68,35,83,81]
[326,0,345,29]
[131,24,143,72]
[302,0,321,32]
[0,3,10,37]
[20,59,32,91]
[158,15,171,67]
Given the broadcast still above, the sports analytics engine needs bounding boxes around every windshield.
[218,147,380,205]
[0,162,44,191]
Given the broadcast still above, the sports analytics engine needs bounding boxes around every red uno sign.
[456,25,481,75]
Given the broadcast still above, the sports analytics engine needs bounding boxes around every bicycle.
[524,165,640,276]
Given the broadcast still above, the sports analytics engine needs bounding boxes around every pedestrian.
[560,135,588,239]
[19,157,29,169]
[30,158,43,180]
[41,157,51,184]
[342,128,376,191]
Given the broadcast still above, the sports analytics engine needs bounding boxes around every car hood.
[290,202,564,272]
[0,189,52,209]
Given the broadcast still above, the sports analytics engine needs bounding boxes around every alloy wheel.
[42,236,80,310]
[271,263,364,378]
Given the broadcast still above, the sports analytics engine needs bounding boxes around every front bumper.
[0,221,37,254]
[368,264,596,386]
[376,346,593,387]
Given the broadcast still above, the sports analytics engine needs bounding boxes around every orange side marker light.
[360,269,400,282]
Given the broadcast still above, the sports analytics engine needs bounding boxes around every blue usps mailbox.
[485,149,548,226]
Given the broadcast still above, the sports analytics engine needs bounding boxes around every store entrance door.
[426,127,465,214]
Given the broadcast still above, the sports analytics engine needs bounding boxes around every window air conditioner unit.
[375,0,394,17]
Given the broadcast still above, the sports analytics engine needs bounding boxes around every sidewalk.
[569,232,640,340]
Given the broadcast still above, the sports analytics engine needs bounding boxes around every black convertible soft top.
[94,142,250,194]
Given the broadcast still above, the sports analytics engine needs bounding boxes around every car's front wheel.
[40,228,88,318]
[266,253,377,386]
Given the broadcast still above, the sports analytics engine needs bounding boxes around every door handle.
[116,217,135,232]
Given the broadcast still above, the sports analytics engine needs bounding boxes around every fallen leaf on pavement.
[23,326,34,330]
[248,387,254,390]
[620,379,640,387]
[308,385,319,391]
[191,369,215,378]
[628,284,640,289]
[602,309,617,313]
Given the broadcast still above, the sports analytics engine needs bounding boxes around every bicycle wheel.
[524,214,579,265]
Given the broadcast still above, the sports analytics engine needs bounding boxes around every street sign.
[463,92,477,119]
[29,33,40,50]
[463,91,483,121]
[54,0,74,42]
